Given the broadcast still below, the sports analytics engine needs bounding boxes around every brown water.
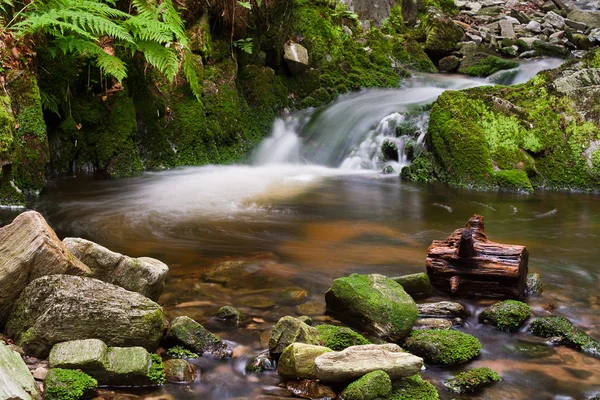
[2,169,596,399]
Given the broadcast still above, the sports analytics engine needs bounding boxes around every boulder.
[277,343,333,381]
[269,316,321,359]
[325,274,418,342]
[391,272,432,296]
[283,43,309,75]
[164,359,197,383]
[315,324,370,351]
[215,305,246,325]
[63,237,168,301]
[417,301,469,318]
[286,380,336,399]
[499,20,516,38]
[340,370,392,400]
[43,369,97,400]
[390,374,438,399]
[543,11,565,29]
[404,329,481,365]
[438,55,461,72]
[479,300,531,332]
[423,10,465,57]
[413,318,452,330]
[458,53,518,77]
[49,339,108,372]
[567,10,600,29]
[314,344,423,382]
[5,275,164,357]
[529,316,600,358]
[0,341,41,400]
[0,211,90,326]
[166,316,231,358]
[443,367,501,394]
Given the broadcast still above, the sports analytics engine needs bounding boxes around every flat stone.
[499,20,516,38]
[283,43,309,75]
[417,301,469,318]
[277,343,333,381]
[414,318,453,330]
[314,344,423,382]
[49,339,108,372]
[0,211,90,326]
[0,341,41,400]
[102,347,152,385]
[564,18,588,31]
[544,11,566,29]
[63,238,168,301]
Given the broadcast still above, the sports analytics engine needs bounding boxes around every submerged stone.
[529,316,600,358]
[480,300,531,332]
[286,379,336,399]
[167,316,231,358]
[325,273,418,342]
[163,359,197,383]
[404,329,481,365]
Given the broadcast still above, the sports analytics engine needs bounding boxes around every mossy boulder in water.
[404,329,481,365]
[390,374,439,400]
[458,54,518,77]
[480,300,531,332]
[277,343,333,381]
[166,316,231,359]
[340,370,392,400]
[391,273,432,296]
[529,316,600,358]
[315,324,370,351]
[163,359,197,383]
[215,305,246,325]
[268,316,321,359]
[443,367,501,394]
[325,273,418,342]
[44,369,97,400]
[422,8,465,58]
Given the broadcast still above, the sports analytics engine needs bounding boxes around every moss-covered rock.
[443,367,501,394]
[44,369,97,400]
[422,8,465,59]
[390,374,439,400]
[277,343,333,381]
[341,370,392,400]
[269,316,321,359]
[391,273,432,296]
[529,316,600,358]
[458,54,519,77]
[325,273,419,342]
[315,324,370,351]
[404,329,481,365]
[163,358,196,383]
[215,305,246,325]
[0,95,25,206]
[480,300,531,332]
[166,316,231,358]
[526,273,544,295]
[495,169,534,192]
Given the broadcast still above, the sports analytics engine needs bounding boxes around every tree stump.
[426,214,528,299]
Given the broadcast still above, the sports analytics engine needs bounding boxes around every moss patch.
[458,55,518,77]
[315,324,370,351]
[480,300,531,332]
[529,316,600,358]
[444,367,501,394]
[147,353,166,385]
[390,374,439,400]
[44,368,97,400]
[404,329,481,365]
[341,370,392,400]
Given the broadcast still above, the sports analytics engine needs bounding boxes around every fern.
[182,50,201,102]
[0,0,13,15]
[136,40,178,79]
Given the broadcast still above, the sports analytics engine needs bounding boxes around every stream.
[2,58,599,399]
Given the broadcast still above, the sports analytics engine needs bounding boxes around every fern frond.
[136,40,178,80]
[0,0,13,15]
[159,0,187,45]
[182,50,201,102]
[96,51,128,81]
[131,0,160,19]
[125,15,174,44]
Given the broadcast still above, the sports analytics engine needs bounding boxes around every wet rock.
[506,340,555,359]
[215,305,246,325]
[529,316,600,358]
[404,329,481,365]
[296,301,326,316]
[283,42,309,75]
[314,344,423,382]
[391,272,432,296]
[438,55,461,72]
[0,341,41,399]
[526,273,544,295]
[63,237,168,301]
[443,367,501,394]
[532,40,570,58]
[277,343,333,381]
[480,300,531,332]
[340,370,392,400]
[417,301,469,318]
[567,10,600,29]
[5,275,164,358]
[268,316,321,359]
[49,339,108,372]
[44,368,97,400]
[413,318,452,330]
[166,316,231,358]
[279,287,309,306]
[315,324,370,351]
[286,380,336,399]
[325,274,418,342]
[0,211,90,326]
[262,386,292,397]
[572,34,592,50]
[163,359,197,383]
[381,139,399,161]
[246,350,275,373]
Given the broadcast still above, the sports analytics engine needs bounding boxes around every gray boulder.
[166,316,231,358]
[49,339,107,372]
[0,341,41,400]
[63,237,168,301]
[567,9,600,28]
[283,43,309,75]
[0,211,90,326]
[544,11,566,29]
[268,316,321,359]
[5,275,164,357]
[164,359,197,383]
[277,343,333,381]
[314,344,423,382]
[325,274,418,342]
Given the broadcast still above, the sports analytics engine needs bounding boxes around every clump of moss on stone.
[390,374,440,400]
[404,329,481,365]
[529,316,600,358]
[459,55,518,77]
[166,346,199,359]
[495,169,534,193]
[443,367,501,394]
[147,353,166,385]
[315,324,371,351]
[341,370,392,400]
[480,300,531,332]
[44,368,97,400]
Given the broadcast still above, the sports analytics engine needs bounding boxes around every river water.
[2,59,599,399]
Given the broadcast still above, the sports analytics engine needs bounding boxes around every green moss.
[315,324,371,351]
[583,48,600,68]
[480,300,531,332]
[147,353,166,385]
[44,368,97,400]
[401,150,438,183]
[459,55,519,77]
[390,374,439,400]
[494,170,534,193]
[529,316,600,358]
[167,345,199,359]
[404,329,481,365]
[444,367,501,394]
[422,11,464,57]
[341,370,392,400]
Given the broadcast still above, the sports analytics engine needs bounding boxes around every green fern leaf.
[182,50,202,102]
[95,51,128,81]
[136,40,179,80]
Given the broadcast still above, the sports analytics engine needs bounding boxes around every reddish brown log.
[426,214,528,299]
